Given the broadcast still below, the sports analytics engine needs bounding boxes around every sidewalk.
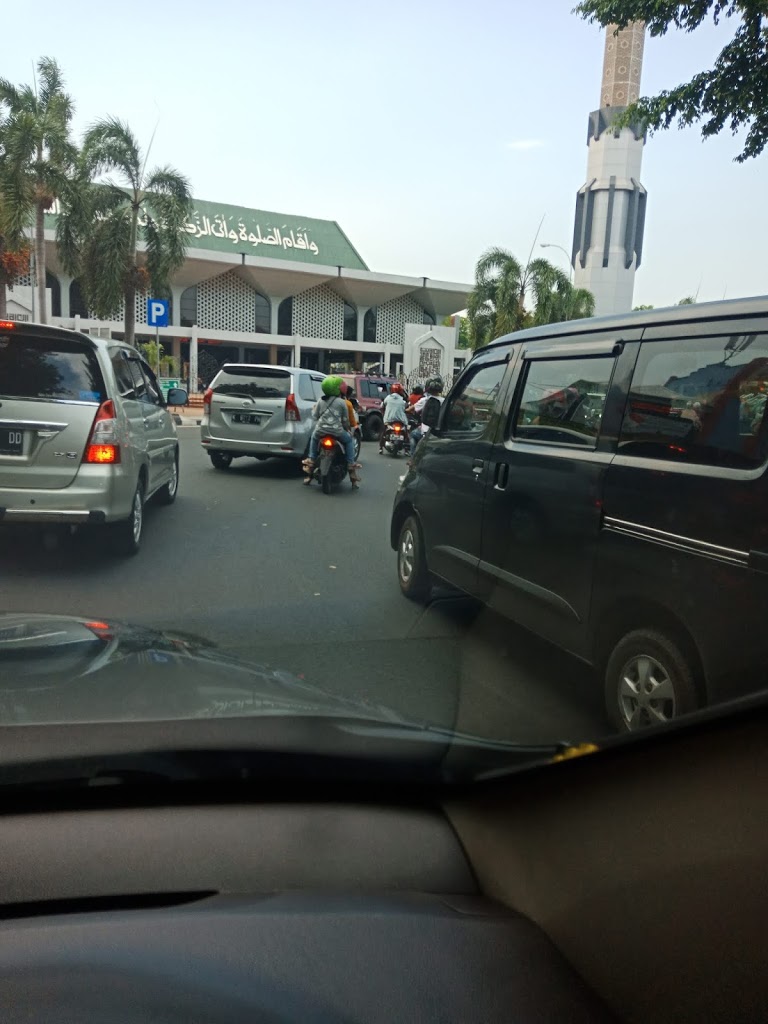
[170,404,203,426]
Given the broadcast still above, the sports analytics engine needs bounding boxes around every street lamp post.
[540,243,574,283]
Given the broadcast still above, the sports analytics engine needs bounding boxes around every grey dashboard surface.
[0,804,474,902]
[0,892,615,1023]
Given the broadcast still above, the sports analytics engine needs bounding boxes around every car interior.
[0,698,763,1023]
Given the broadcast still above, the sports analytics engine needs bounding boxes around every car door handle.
[493,462,509,490]
[472,459,484,477]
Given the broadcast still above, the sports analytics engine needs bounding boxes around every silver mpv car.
[200,364,328,469]
[0,321,187,556]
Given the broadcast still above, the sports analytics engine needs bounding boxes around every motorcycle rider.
[408,376,444,457]
[340,381,359,431]
[303,376,361,486]
[379,382,409,454]
[408,384,424,409]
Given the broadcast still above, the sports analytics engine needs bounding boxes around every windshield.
[1,6,767,785]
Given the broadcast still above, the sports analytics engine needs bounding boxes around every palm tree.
[58,118,192,346]
[0,58,75,323]
[0,110,32,318]
[466,247,595,348]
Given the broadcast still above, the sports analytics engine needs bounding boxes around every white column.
[356,306,368,342]
[269,297,280,335]
[189,325,199,393]
[57,274,72,318]
[170,284,185,327]
[293,339,302,367]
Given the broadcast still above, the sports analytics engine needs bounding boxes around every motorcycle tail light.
[321,437,336,449]
[393,424,403,433]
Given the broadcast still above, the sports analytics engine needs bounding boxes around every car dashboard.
[0,703,765,1023]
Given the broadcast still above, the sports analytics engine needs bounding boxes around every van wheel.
[397,515,431,602]
[111,479,145,557]
[210,452,232,470]
[156,450,179,505]
[364,415,383,442]
[605,629,700,733]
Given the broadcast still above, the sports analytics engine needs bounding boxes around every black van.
[390,297,768,732]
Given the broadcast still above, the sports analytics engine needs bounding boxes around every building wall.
[292,282,344,339]
[376,295,426,347]
[197,270,257,332]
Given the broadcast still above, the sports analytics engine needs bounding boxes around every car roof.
[481,295,768,353]
[1,320,106,346]
[219,363,320,374]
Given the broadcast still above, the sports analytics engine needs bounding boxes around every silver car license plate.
[232,414,260,425]
[0,428,23,455]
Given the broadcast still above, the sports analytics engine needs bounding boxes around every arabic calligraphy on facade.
[180,212,320,256]
[46,201,321,258]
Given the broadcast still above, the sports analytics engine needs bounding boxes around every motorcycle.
[310,435,357,494]
[381,422,409,458]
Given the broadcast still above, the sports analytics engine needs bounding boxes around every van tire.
[156,449,179,505]
[605,629,700,733]
[111,479,145,557]
[397,515,431,602]
[210,452,232,470]
[364,414,384,442]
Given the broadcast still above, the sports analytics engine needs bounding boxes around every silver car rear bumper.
[0,508,105,523]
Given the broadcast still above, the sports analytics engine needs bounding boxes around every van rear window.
[212,367,290,399]
[0,332,105,402]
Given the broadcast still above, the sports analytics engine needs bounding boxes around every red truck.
[339,373,399,441]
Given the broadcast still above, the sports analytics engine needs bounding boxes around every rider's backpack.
[420,395,441,427]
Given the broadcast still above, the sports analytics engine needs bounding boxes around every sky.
[3,0,765,308]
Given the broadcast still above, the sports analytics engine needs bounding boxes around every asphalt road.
[0,430,607,745]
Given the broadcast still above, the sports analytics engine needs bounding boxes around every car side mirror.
[166,387,188,406]
[421,398,441,429]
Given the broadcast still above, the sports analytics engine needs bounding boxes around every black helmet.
[412,385,424,395]
[425,377,443,395]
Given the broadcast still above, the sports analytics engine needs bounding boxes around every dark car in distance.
[391,297,768,732]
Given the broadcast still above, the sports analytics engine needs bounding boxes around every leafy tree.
[0,58,75,322]
[574,1,768,162]
[633,296,696,310]
[442,314,472,347]
[58,118,191,346]
[466,247,595,348]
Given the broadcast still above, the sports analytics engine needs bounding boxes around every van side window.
[620,334,768,469]
[126,358,148,403]
[137,361,163,407]
[442,360,507,436]
[298,374,316,402]
[110,350,137,401]
[512,355,616,447]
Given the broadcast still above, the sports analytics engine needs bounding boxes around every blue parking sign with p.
[147,298,169,327]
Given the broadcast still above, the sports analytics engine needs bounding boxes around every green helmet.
[322,375,344,397]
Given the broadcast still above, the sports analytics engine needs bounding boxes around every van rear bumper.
[0,508,106,524]
[0,469,134,524]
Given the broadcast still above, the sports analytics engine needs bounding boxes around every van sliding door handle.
[493,462,509,490]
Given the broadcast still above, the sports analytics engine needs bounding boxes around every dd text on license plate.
[0,428,23,455]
